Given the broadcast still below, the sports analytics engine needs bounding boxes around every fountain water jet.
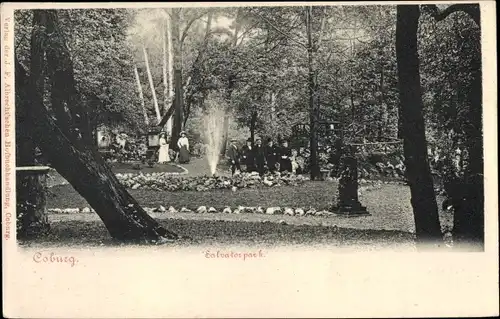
[202,99,226,175]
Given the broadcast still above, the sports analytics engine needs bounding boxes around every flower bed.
[115,171,308,191]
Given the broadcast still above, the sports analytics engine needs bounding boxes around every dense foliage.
[15,6,480,170]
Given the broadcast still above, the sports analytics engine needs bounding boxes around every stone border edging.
[47,205,346,217]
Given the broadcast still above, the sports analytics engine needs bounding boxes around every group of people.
[227,137,299,176]
[158,131,190,164]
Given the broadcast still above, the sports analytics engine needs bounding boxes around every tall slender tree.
[143,45,161,123]
[134,65,149,125]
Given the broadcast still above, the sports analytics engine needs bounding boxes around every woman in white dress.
[158,132,170,164]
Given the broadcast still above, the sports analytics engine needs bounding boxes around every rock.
[159,205,166,212]
[231,186,238,192]
[305,208,316,216]
[168,206,178,213]
[51,208,62,214]
[222,207,232,214]
[208,207,217,213]
[279,220,287,225]
[283,207,294,216]
[131,183,141,190]
[196,206,207,214]
[243,206,256,214]
[266,207,282,215]
[233,208,241,214]
[315,210,328,216]
[263,179,273,186]
[295,208,305,216]
[255,207,264,214]
[82,207,91,213]
[180,207,192,213]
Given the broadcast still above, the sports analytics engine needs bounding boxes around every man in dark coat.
[264,138,278,173]
[253,138,267,176]
[227,138,241,176]
[278,139,292,173]
[241,138,255,172]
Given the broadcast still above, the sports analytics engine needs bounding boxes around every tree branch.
[422,4,480,26]
[250,10,308,50]
[315,7,327,50]
[180,11,208,45]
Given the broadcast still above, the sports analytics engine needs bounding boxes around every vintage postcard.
[2,1,498,318]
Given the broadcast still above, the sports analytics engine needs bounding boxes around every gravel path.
[46,157,228,187]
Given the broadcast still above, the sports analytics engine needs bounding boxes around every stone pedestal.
[331,151,370,217]
[146,147,159,167]
[16,166,52,239]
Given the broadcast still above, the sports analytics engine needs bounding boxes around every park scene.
[14,4,483,251]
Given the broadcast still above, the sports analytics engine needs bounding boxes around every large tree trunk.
[396,5,442,247]
[15,98,50,239]
[184,10,213,129]
[306,6,321,180]
[422,3,483,249]
[171,69,184,151]
[22,10,178,242]
[220,10,242,156]
[16,167,51,239]
[44,13,92,145]
[450,59,484,249]
[250,110,257,145]
[220,76,233,156]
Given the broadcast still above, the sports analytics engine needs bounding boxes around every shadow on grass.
[18,218,417,250]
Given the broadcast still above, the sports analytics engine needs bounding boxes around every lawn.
[47,181,336,210]
[41,165,453,249]
[18,217,418,251]
[46,181,453,235]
